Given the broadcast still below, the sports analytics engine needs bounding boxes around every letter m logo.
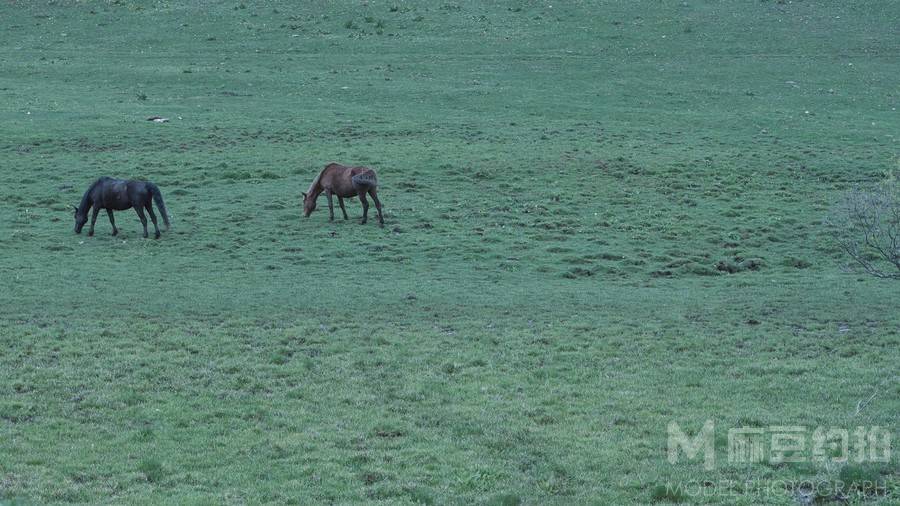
[668,420,716,470]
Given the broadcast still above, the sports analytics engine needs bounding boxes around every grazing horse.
[302,163,384,227]
[73,177,170,238]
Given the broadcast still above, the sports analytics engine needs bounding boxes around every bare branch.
[827,179,900,279]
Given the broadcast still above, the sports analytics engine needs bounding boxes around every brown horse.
[302,163,384,227]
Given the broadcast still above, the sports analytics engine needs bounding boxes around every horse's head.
[73,205,87,233]
[302,192,316,217]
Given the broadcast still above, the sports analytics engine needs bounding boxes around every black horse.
[74,177,170,238]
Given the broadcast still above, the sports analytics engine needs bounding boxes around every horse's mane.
[77,177,110,212]
[306,164,336,196]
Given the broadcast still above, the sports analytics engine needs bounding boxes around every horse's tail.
[351,169,378,189]
[148,183,171,230]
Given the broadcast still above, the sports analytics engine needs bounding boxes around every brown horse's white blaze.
[302,163,384,226]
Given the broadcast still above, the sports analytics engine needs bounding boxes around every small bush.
[826,178,900,279]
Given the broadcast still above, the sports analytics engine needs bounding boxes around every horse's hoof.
[88,231,94,237]
[379,222,384,228]
[111,230,118,236]
[154,233,161,239]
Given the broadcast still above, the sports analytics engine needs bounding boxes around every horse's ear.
[301,192,307,198]
[72,205,78,212]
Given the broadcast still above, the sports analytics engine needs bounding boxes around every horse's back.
[323,163,374,180]
[92,176,115,189]
[92,177,151,210]
[95,176,128,189]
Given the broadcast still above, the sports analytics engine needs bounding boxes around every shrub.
[827,178,900,279]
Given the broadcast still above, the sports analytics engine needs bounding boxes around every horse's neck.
[307,169,327,197]
[78,187,95,212]
[306,182,323,200]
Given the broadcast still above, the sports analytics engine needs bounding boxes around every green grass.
[1,1,898,504]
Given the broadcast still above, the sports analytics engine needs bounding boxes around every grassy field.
[0,1,898,504]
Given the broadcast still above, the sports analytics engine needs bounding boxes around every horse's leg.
[134,207,149,238]
[358,191,369,225]
[338,197,348,220]
[106,209,118,236]
[145,202,161,239]
[88,207,100,236]
[369,190,384,227]
[325,190,335,221]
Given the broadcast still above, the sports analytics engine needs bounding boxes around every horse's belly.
[326,184,357,198]
[104,189,132,210]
